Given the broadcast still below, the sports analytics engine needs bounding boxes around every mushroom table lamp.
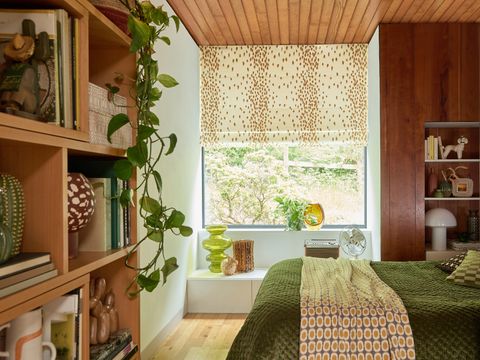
[425,208,457,251]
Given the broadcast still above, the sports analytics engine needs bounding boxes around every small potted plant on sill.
[274,196,307,231]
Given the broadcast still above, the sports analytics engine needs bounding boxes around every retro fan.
[339,226,366,259]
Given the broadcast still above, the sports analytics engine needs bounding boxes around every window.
[203,144,365,227]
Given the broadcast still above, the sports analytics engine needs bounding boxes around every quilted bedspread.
[227,258,480,360]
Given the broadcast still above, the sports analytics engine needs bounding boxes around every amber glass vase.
[202,225,232,273]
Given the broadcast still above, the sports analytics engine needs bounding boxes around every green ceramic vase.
[202,225,232,273]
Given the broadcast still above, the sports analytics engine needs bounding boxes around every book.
[0,268,57,297]
[78,178,112,252]
[123,345,138,360]
[69,158,121,249]
[90,329,132,360]
[112,342,137,360]
[0,261,54,289]
[0,252,51,277]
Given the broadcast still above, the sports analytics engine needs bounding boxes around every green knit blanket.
[227,258,480,360]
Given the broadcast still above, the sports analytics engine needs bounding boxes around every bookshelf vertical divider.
[0,1,140,358]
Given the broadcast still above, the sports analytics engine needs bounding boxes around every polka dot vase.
[67,173,95,258]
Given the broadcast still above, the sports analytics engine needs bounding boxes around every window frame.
[201,147,368,229]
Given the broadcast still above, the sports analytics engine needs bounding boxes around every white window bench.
[187,269,268,313]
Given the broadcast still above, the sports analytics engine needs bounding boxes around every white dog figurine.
[441,136,468,159]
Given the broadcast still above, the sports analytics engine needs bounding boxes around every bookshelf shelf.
[0,0,139,357]
[425,159,480,163]
[69,246,134,274]
[425,197,480,201]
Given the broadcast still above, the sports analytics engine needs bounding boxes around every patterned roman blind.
[200,44,367,146]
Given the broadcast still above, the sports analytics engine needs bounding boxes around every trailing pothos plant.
[106,0,192,297]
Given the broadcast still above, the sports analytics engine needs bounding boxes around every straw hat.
[4,33,35,62]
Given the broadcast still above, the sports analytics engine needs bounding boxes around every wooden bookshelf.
[0,1,139,358]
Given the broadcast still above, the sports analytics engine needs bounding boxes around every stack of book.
[425,135,443,160]
[90,329,137,360]
[0,252,57,297]
[0,9,79,128]
[70,157,132,251]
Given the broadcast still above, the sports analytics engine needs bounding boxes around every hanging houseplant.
[107,0,192,296]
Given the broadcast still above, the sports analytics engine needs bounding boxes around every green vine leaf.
[128,15,150,52]
[160,36,170,45]
[147,230,163,242]
[180,226,193,236]
[165,133,177,155]
[152,170,162,192]
[151,6,169,26]
[137,270,160,292]
[107,114,129,143]
[106,83,120,94]
[127,141,148,168]
[165,210,185,229]
[114,159,133,180]
[158,74,179,88]
[147,111,159,126]
[140,196,161,214]
[161,257,179,284]
[120,188,133,207]
[172,15,180,32]
[137,125,155,142]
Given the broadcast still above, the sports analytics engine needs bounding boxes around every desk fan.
[339,226,366,259]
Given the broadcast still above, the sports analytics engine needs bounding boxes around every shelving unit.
[424,122,480,260]
[0,1,139,358]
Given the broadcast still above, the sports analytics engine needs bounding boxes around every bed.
[227,258,480,360]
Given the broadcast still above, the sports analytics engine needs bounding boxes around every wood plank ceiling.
[166,0,480,45]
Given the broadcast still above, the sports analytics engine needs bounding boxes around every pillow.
[447,250,480,288]
[436,252,466,273]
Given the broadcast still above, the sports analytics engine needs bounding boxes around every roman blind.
[200,44,367,146]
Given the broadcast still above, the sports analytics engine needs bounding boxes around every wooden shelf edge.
[425,159,480,163]
[0,247,135,315]
[69,246,135,274]
[425,197,480,201]
[0,112,89,142]
[0,125,126,157]
[0,274,88,321]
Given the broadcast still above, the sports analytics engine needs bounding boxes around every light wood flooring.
[151,313,247,360]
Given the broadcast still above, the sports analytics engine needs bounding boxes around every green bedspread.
[227,258,480,360]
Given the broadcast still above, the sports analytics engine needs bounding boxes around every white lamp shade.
[425,208,457,228]
[425,208,456,251]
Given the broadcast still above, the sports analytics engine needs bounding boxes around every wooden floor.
[151,313,247,360]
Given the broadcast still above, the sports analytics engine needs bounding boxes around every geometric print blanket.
[300,257,416,360]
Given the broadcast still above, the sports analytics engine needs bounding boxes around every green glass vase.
[202,225,232,273]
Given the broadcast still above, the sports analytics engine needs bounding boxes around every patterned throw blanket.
[300,257,416,360]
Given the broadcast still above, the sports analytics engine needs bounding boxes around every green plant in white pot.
[274,197,307,231]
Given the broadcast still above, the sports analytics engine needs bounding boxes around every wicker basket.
[89,83,132,149]
[89,0,130,34]
[233,240,254,272]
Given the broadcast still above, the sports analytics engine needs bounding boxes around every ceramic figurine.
[89,278,119,345]
[441,136,468,159]
[221,256,238,276]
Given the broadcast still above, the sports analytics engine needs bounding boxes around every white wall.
[367,28,381,260]
[140,1,201,356]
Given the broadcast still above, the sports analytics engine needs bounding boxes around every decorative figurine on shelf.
[221,255,238,276]
[0,19,51,120]
[89,278,119,345]
[441,136,468,159]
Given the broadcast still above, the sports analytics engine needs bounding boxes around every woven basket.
[233,240,254,272]
[89,0,130,34]
[89,83,132,149]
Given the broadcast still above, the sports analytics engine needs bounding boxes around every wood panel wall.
[380,23,480,261]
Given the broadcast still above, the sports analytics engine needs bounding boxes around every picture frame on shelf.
[452,178,473,197]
